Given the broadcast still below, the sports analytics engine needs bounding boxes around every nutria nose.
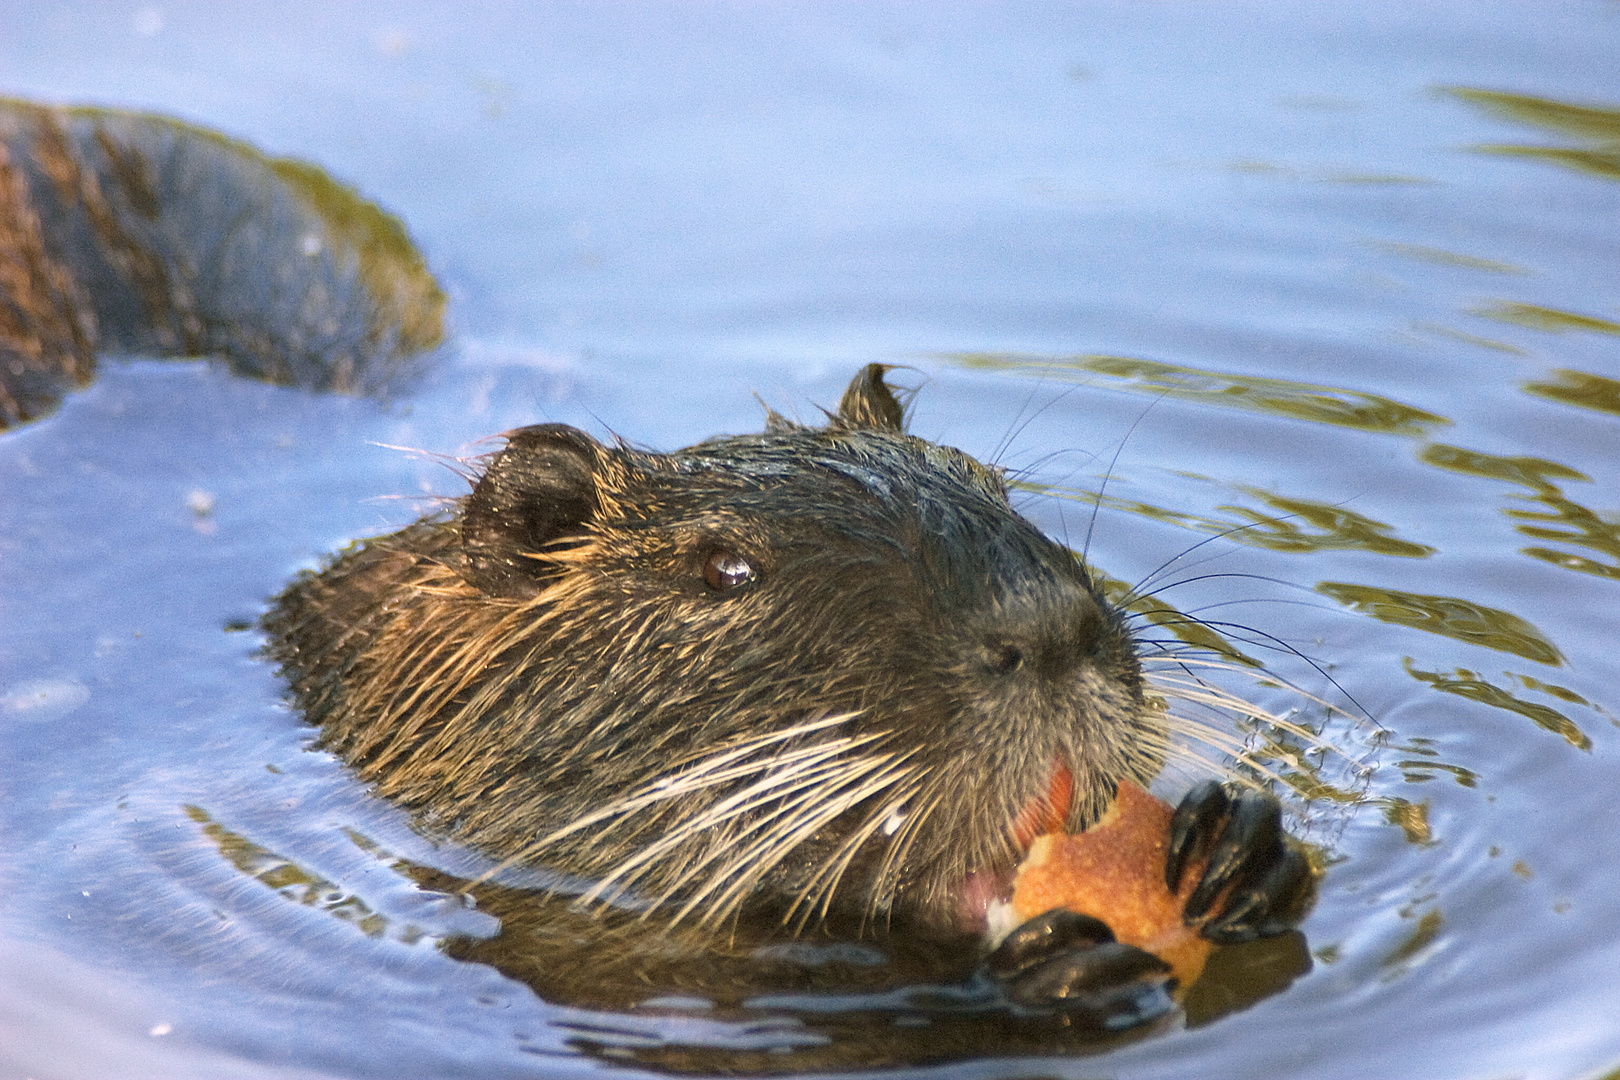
[986,642,1027,676]
[977,585,1108,681]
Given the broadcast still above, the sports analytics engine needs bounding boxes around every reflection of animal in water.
[1,98,1316,1049]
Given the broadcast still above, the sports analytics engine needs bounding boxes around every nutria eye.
[702,550,756,592]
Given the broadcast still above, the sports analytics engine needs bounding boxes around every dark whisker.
[988,375,1048,465]
[1125,571,1333,608]
[1081,391,1168,563]
[989,377,1084,467]
[1135,614,1375,724]
[1151,596,1353,620]
[1001,447,1105,493]
[1119,512,1317,606]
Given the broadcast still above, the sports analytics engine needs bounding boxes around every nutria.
[265,364,1313,1018]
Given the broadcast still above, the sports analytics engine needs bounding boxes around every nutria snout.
[265,365,1170,934]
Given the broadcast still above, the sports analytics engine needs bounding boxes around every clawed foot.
[1166,780,1316,944]
[983,783,1314,1020]
[984,909,1176,1026]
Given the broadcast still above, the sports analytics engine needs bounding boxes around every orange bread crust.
[1010,780,1211,989]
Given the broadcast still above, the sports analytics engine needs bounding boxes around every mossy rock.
[0,98,445,428]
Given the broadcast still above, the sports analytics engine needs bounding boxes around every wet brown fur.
[265,366,1165,934]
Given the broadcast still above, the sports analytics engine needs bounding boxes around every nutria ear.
[836,364,906,432]
[460,424,601,598]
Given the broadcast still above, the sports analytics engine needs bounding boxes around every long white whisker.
[538,722,880,846]
[1153,718,1290,788]
[470,716,874,885]
[1145,654,1354,718]
[870,782,949,927]
[579,747,893,905]
[642,752,912,911]
[785,780,922,930]
[691,762,917,928]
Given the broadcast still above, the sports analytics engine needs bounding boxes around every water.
[3,3,1619,1078]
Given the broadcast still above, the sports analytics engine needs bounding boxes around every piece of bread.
[1009,780,1211,989]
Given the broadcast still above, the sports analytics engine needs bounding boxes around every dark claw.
[1000,940,1171,1008]
[1183,793,1282,922]
[1200,846,1315,944]
[986,908,1174,1025]
[987,908,1115,980]
[1166,783,1317,943]
[1166,779,1229,892]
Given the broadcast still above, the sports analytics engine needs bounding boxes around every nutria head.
[266,365,1163,934]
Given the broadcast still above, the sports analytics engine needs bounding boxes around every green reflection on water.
[1448,88,1620,141]
[1524,369,1620,417]
[950,354,1449,435]
[1383,799,1434,845]
[1219,162,1434,185]
[1217,490,1435,556]
[1403,661,1590,751]
[1373,242,1526,275]
[1474,143,1620,180]
[183,804,405,939]
[1394,760,1478,787]
[1445,86,1620,181]
[1474,302,1620,336]
[1512,674,1594,708]
[1410,322,1529,355]
[1382,908,1443,971]
[1315,582,1563,666]
[1318,173,1433,186]
[1380,737,1477,789]
[1033,480,1434,559]
[1423,444,1620,582]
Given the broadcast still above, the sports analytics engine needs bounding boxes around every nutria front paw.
[985,909,1176,1025]
[1165,781,1315,944]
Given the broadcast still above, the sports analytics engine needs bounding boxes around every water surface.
[2,4,1619,1078]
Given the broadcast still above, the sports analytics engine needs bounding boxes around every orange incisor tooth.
[1009,762,1074,850]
